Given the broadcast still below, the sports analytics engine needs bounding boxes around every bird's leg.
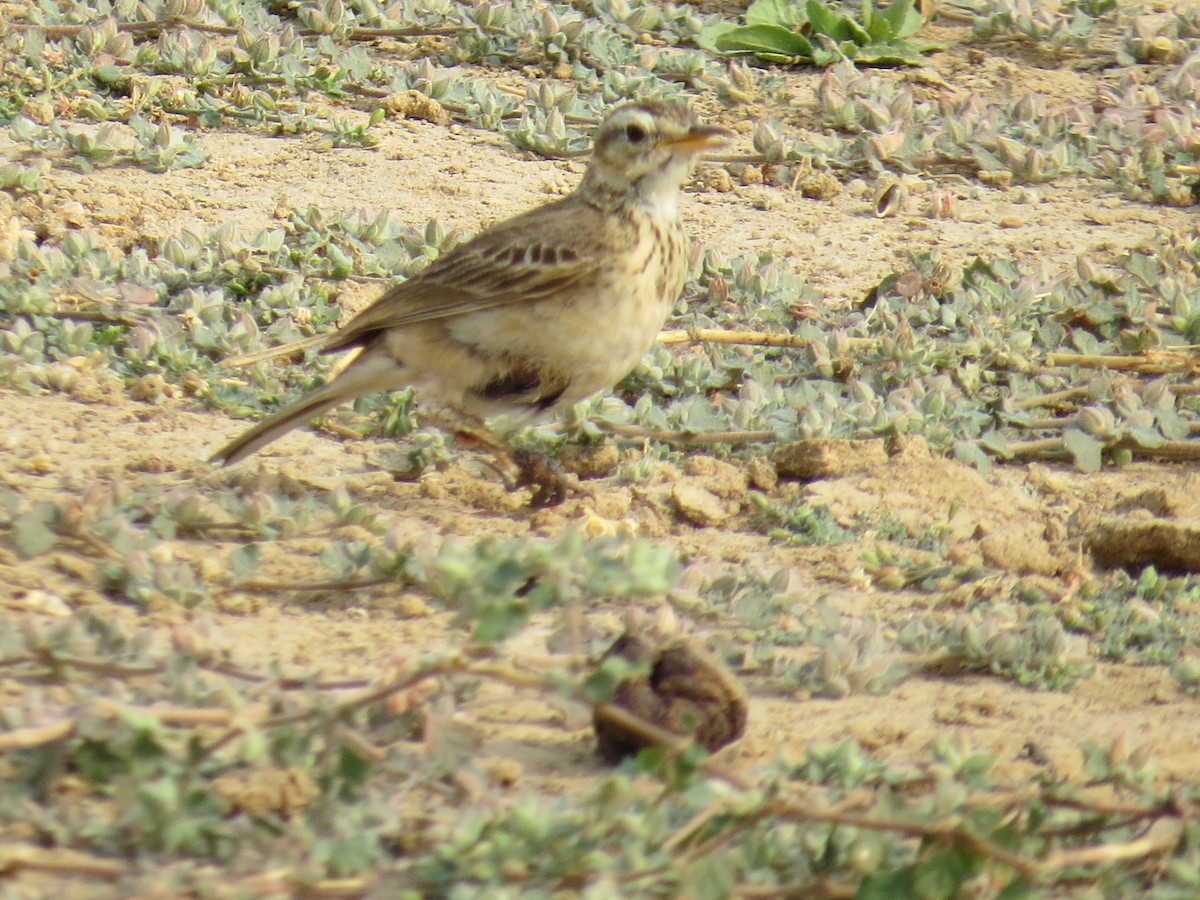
[510,448,572,509]
[420,409,574,508]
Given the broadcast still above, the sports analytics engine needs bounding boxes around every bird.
[209,100,729,503]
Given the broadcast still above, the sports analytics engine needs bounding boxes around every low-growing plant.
[699,0,942,67]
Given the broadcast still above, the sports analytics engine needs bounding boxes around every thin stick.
[998,438,1066,457]
[659,328,813,348]
[1039,821,1184,874]
[1120,439,1200,462]
[0,845,126,880]
[768,798,1041,881]
[0,719,76,752]
[1009,387,1092,411]
[3,653,161,679]
[237,576,397,593]
[1044,351,1200,374]
[220,333,329,368]
[11,19,507,39]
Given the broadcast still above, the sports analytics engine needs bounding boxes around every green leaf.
[714,23,814,59]
[1128,423,1164,448]
[336,744,373,787]
[954,440,993,472]
[746,0,808,27]
[91,65,126,85]
[696,21,738,52]
[680,852,737,900]
[1063,428,1103,473]
[582,655,645,704]
[858,866,917,899]
[1156,406,1190,441]
[914,846,983,900]
[138,776,180,812]
[12,511,56,557]
[810,44,843,67]
[879,0,925,39]
[806,0,870,44]
[75,739,130,783]
[230,543,259,580]
[473,598,528,642]
[240,728,268,763]
[862,0,885,40]
[978,430,1013,459]
[996,877,1038,900]
[854,39,940,66]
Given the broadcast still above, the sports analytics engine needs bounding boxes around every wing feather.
[322,198,611,354]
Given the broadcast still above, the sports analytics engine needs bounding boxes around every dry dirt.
[4,17,1200,807]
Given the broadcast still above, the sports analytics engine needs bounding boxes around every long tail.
[209,353,408,466]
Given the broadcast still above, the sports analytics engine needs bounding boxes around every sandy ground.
[4,13,1200,815]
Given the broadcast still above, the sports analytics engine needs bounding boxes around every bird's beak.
[660,125,731,153]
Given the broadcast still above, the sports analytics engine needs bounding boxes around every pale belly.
[375,209,688,424]
[445,220,687,419]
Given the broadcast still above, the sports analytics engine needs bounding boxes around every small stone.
[558,443,619,479]
[705,167,734,192]
[482,757,523,787]
[671,480,730,527]
[683,455,748,499]
[214,592,266,615]
[181,371,206,395]
[130,373,170,403]
[19,590,71,617]
[212,767,318,819]
[1086,518,1200,571]
[887,434,932,460]
[18,454,54,475]
[419,472,447,499]
[752,190,780,211]
[581,509,625,539]
[739,165,764,185]
[380,90,450,126]
[197,556,225,583]
[682,455,720,477]
[390,593,436,617]
[747,456,778,492]
[592,486,632,519]
[978,170,1012,189]
[844,178,868,198]
[24,101,54,125]
[127,454,172,473]
[796,172,841,201]
[979,528,1060,576]
[772,439,888,479]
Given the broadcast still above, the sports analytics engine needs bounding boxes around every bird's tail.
[209,353,407,466]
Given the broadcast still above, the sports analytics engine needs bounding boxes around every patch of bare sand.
[6,17,1200,805]
[5,383,1200,791]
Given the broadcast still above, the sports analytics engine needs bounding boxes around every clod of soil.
[773,438,889,479]
[1086,517,1200,572]
[592,631,748,764]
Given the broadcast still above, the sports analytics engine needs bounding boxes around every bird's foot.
[511,449,573,508]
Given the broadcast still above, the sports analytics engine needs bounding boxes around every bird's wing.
[321,199,609,354]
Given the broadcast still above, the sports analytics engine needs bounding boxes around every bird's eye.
[625,123,647,144]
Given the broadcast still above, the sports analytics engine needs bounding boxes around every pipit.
[209,101,728,502]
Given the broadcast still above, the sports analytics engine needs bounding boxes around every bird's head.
[580,101,729,212]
